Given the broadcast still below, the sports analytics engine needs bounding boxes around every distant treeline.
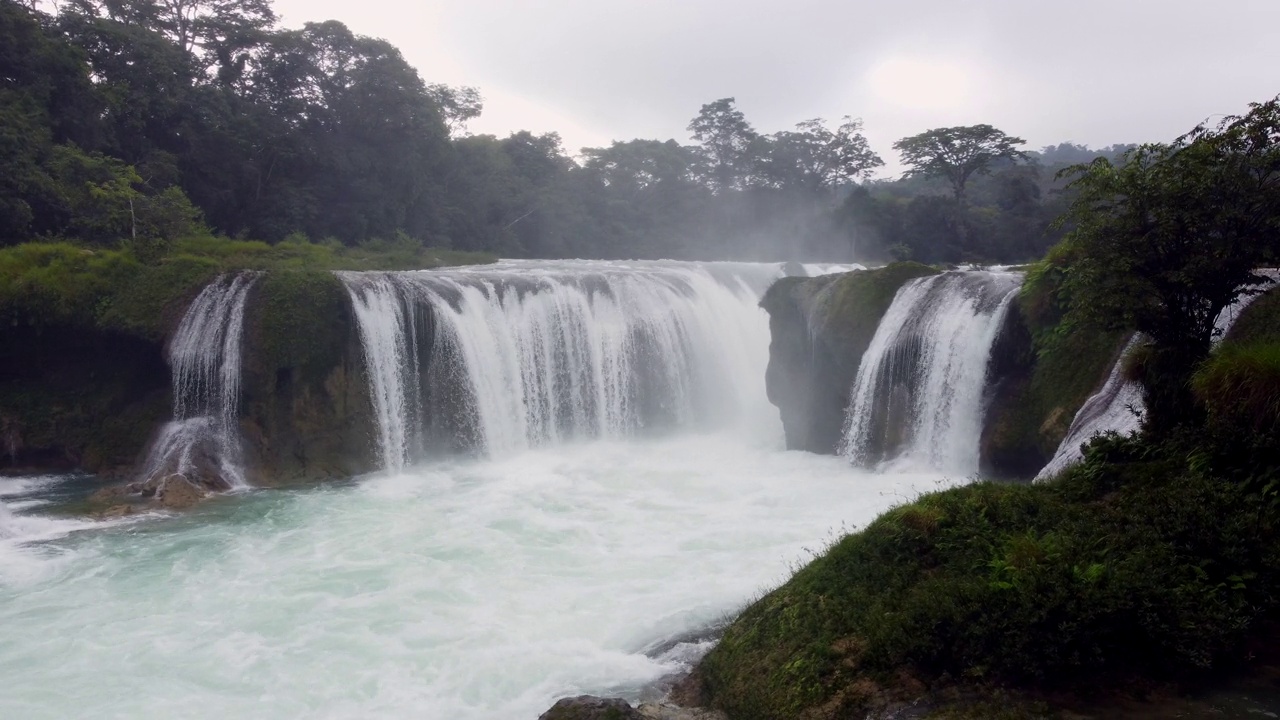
[1,0,1134,263]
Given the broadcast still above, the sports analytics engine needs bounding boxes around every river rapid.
[0,440,950,719]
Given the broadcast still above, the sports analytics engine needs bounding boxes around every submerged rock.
[636,702,727,720]
[91,504,135,520]
[537,696,644,720]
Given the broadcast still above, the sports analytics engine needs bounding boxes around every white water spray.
[840,270,1022,475]
[138,273,259,489]
[340,261,783,470]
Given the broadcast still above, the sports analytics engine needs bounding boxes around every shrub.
[700,438,1279,720]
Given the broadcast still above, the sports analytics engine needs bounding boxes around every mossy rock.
[239,269,377,484]
[1226,285,1280,346]
[979,263,1128,479]
[0,324,170,475]
[760,262,939,454]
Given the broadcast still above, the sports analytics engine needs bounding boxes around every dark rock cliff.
[1,268,380,483]
[239,270,377,485]
[760,263,939,454]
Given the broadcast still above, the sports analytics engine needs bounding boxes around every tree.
[66,0,276,81]
[1056,97,1280,430]
[893,125,1028,203]
[754,117,883,193]
[427,83,483,136]
[687,97,758,192]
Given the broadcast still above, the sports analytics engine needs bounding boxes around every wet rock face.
[537,696,644,720]
[760,264,939,455]
[238,271,378,485]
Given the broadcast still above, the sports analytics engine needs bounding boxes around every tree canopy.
[893,125,1028,202]
[0,0,1135,265]
[1055,97,1280,429]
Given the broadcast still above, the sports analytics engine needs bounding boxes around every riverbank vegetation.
[3,0,1132,267]
[691,97,1280,718]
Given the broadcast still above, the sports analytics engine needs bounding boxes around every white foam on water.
[0,437,952,720]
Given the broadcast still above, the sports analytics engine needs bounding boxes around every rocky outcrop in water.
[0,318,175,476]
[0,269,380,490]
[759,263,938,454]
[536,696,727,720]
[538,696,644,720]
[239,270,377,484]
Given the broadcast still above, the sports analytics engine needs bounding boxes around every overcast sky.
[273,0,1279,176]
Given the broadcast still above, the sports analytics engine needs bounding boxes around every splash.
[840,270,1022,475]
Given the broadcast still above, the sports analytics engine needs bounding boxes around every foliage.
[1194,342,1280,435]
[687,97,758,193]
[0,238,492,341]
[893,125,1029,203]
[753,117,884,192]
[1055,97,1280,430]
[1226,287,1280,345]
[0,1,1136,265]
[700,433,1280,720]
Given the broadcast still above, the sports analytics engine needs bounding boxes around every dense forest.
[2,0,1136,264]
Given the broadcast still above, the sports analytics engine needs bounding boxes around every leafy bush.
[700,434,1279,720]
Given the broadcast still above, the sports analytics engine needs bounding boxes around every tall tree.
[894,124,1027,203]
[1057,97,1280,430]
[754,117,883,192]
[687,97,758,192]
[427,83,483,136]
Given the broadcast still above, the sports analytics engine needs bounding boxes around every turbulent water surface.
[0,260,954,719]
[0,442,951,720]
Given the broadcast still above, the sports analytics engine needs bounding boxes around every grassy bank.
[697,429,1279,719]
[698,292,1280,718]
[0,237,495,340]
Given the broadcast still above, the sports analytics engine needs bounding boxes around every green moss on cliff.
[981,256,1127,476]
[761,263,939,454]
[237,268,376,484]
[817,261,939,353]
[254,270,350,382]
[699,434,1280,720]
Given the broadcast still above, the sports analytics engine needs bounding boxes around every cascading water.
[137,272,259,490]
[0,261,972,720]
[1036,272,1278,481]
[839,270,1023,475]
[1034,334,1144,482]
[340,260,783,471]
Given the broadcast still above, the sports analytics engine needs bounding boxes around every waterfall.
[339,260,782,472]
[1034,335,1144,482]
[1036,272,1278,481]
[138,272,259,490]
[839,270,1022,475]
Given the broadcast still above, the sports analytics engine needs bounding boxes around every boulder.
[636,703,727,720]
[537,696,644,720]
[156,476,205,509]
